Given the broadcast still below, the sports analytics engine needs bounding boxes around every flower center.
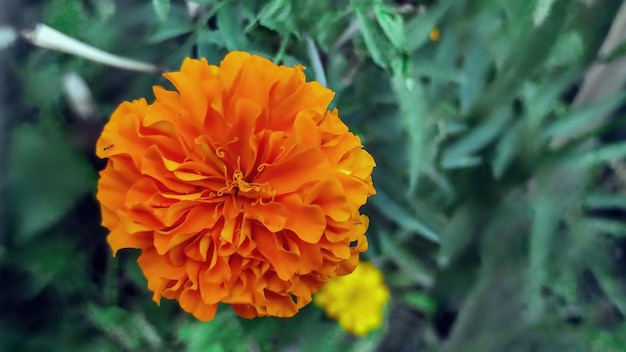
[216,157,275,204]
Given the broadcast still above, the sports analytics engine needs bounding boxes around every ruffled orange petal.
[96,52,375,321]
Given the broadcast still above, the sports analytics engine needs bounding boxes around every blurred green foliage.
[3,0,626,351]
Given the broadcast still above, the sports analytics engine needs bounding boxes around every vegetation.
[2,0,626,351]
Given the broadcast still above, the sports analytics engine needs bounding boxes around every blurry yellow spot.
[314,262,389,336]
[429,28,441,42]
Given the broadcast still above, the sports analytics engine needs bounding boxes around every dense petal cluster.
[314,262,389,336]
[96,52,375,321]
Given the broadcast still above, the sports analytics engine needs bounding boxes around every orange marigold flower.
[95,52,376,322]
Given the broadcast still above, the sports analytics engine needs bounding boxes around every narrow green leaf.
[522,69,579,130]
[304,34,327,87]
[147,21,195,44]
[438,205,478,267]
[371,191,440,243]
[405,0,454,52]
[470,0,571,120]
[600,40,626,63]
[528,189,559,319]
[591,257,626,317]
[501,1,534,37]
[217,2,248,50]
[569,141,626,169]
[442,106,513,167]
[440,155,482,170]
[195,30,225,68]
[379,229,434,287]
[412,59,463,83]
[533,0,556,25]
[391,56,430,192]
[178,312,246,352]
[87,305,142,350]
[197,29,224,47]
[403,292,437,317]
[167,33,198,70]
[542,93,626,142]
[92,0,115,19]
[546,31,584,68]
[152,0,171,21]
[254,0,299,38]
[354,7,390,68]
[492,121,520,179]
[374,4,407,52]
[585,193,626,210]
[585,218,626,238]
[295,316,349,352]
[458,44,490,113]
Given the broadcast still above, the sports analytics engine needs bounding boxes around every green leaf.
[522,70,579,130]
[546,31,584,68]
[458,43,490,113]
[527,187,560,319]
[492,121,520,179]
[217,2,249,50]
[353,5,392,68]
[412,59,463,84]
[542,93,626,143]
[45,0,85,37]
[87,306,157,350]
[600,40,626,63]
[8,121,96,243]
[379,229,434,287]
[585,193,626,210]
[192,0,218,4]
[533,0,556,26]
[311,9,352,51]
[405,0,454,52]
[304,34,327,87]
[440,156,482,170]
[152,0,171,21]
[438,204,479,267]
[92,0,116,20]
[296,319,347,352]
[371,191,440,243]
[391,56,430,192]
[20,60,63,113]
[501,1,534,34]
[254,0,299,38]
[470,0,572,120]
[147,20,195,44]
[166,33,198,69]
[569,141,626,169]
[442,263,530,351]
[591,253,626,317]
[197,28,225,47]
[374,4,407,52]
[584,218,626,238]
[403,292,437,317]
[442,106,513,168]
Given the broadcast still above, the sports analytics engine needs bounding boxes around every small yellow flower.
[314,262,389,336]
[429,28,441,42]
